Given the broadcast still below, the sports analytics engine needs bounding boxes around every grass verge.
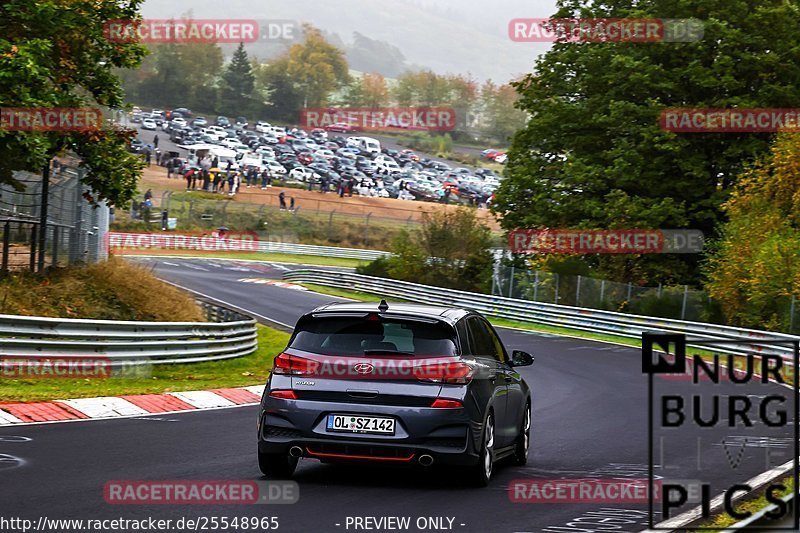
[0,324,289,402]
[696,476,794,531]
[118,251,369,268]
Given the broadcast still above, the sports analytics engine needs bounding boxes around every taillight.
[273,353,317,375]
[269,390,298,400]
[415,361,473,384]
[431,398,463,408]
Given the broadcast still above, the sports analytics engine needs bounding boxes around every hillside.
[141,0,556,82]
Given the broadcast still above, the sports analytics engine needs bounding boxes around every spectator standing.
[184,169,194,191]
[290,197,295,212]
[145,149,152,166]
[153,134,159,148]
[218,172,227,193]
[278,190,287,210]
[167,158,174,178]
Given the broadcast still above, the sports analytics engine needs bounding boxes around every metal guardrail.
[253,240,388,260]
[282,269,800,360]
[0,301,257,366]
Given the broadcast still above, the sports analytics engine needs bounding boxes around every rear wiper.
[363,350,415,356]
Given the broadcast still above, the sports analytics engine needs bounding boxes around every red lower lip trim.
[305,448,415,462]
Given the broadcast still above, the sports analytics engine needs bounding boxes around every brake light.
[431,398,463,408]
[269,390,298,400]
[415,361,473,384]
[273,353,317,375]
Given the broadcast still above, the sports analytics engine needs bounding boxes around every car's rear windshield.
[290,315,457,357]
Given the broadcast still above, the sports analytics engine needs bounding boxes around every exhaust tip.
[289,446,304,458]
[418,454,434,467]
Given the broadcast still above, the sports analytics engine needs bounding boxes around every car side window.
[456,319,472,356]
[468,317,502,362]
[482,319,507,363]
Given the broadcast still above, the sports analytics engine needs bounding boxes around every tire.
[511,402,531,466]
[258,450,298,478]
[467,411,495,487]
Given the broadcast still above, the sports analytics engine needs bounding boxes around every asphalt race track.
[1,256,795,533]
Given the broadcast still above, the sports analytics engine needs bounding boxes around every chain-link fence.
[492,265,799,334]
[117,191,422,250]
[0,161,109,271]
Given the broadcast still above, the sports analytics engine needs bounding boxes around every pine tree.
[219,43,256,117]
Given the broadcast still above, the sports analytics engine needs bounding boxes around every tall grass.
[0,257,203,321]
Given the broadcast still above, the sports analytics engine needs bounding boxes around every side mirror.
[510,350,534,367]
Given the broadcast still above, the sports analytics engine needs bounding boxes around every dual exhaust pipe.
[289,446,304,458]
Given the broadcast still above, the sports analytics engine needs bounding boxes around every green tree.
[0,0,147,206]
[358,208,494,293]
[492,0,800,284]
[705,132,800,331]
[286,25,349,108]
[477,81,528,144]
[219,43,255,116]
[254,58,304,122]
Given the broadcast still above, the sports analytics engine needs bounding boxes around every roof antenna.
[378,299,389,312]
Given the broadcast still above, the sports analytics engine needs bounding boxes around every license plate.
[326,414,395,435]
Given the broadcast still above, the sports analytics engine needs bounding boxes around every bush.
[358,207,493,293]
[355,256,392,278]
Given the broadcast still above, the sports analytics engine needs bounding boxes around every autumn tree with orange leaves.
[706,132,800,331]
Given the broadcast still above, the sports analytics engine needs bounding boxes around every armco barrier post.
[1,221,9,272]
[576,275,582,306]
[327,210,336,240]
[680,285,689,320]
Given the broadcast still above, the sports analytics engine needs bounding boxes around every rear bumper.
[258,399,481,465]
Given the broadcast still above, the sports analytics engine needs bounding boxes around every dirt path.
[139,166,501,228]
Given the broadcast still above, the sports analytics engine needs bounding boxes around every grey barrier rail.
[282,269,800,360]
[0,300,257,366]
[107,232,389,261]
[254,240,388,260]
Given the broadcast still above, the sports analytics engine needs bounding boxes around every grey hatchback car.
[257,301,534,486]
